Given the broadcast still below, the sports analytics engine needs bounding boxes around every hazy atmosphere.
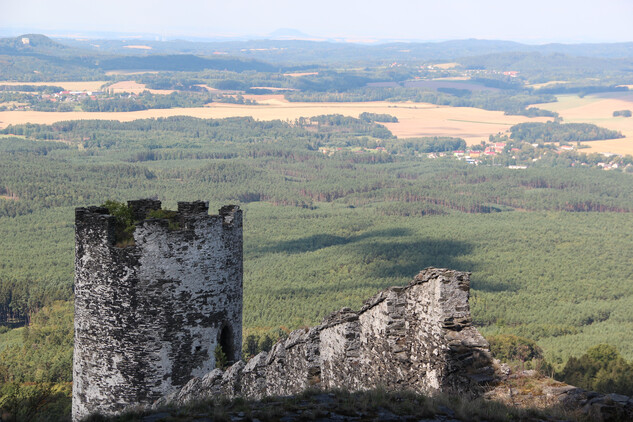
[3,0,633,42]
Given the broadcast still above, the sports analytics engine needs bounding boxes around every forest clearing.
[107,80,175,94]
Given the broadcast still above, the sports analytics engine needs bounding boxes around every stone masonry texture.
[72,200,243,421]
[160,268,494,408]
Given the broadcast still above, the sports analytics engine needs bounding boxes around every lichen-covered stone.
[164,268,494,407]
[72,200,243,421]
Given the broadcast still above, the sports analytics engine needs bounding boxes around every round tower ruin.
[72,200,243,421]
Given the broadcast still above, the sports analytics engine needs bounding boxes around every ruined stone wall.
[163,268,494,408]
[72,200,243,421]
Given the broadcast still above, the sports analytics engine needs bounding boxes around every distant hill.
[2,34,633,81]
[0,34,277,80]
[0,33,78,56]
[269,28,315,40]
[57,36,633,64]
[98,54,276,72]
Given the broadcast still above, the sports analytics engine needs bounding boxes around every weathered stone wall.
[72,200,243,421]
[162,268,494,408]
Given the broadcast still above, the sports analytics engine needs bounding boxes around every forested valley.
[0,114,632,419]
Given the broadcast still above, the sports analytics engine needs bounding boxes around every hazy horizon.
[2,0,633,45]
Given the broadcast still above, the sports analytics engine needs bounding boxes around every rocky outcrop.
[158,268,494,408]
[485,365,633,422]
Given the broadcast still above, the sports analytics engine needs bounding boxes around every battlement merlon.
[74,206,116,245]
[74,201,242,238]
[128,199,162,221]
[219,204,242,227]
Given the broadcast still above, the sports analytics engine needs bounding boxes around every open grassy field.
[0,97,549,144]
[122,45,152,50]
[107,80,175,94]
[434,62,458,69]
[284,72,318,77]
[527,80,570,89]
[533,92,633,155]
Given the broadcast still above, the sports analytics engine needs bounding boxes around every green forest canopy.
[0,115,632,418]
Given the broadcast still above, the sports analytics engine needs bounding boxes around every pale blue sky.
[2,0,633,43]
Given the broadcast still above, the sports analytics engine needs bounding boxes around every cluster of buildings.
[427,142,510,164]
[40,90,103,103]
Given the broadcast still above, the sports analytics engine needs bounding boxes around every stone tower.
[72,200,243,421]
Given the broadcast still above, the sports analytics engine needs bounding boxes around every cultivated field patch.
[107,80,175,95]
[284,72,318,77]
[123,45,152,50]
[527,80,570,89]
[0,98,549,145]
[533,92,633,155]
[434,62,459,69]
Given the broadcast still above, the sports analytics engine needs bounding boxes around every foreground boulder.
[485,365,633,422]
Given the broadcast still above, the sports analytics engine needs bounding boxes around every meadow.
[533,92,633,155]
[107,80,175,95]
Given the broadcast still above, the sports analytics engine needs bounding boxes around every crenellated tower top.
[72,200,243,421]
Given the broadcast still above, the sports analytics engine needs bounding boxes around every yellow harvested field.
[123,45,152,50]
[0,98,549,144]
[533,92,633,155]
[434,62,459,69]
[527,80,569,89]
[108,80,175,95]
[195,84,219,92]
[284,72,318,77]
[0,81,108,91]
[433,76,469,81]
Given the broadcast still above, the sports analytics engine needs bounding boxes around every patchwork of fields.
[3,79,631,155]
[534,92,633,155]
[0,96,549,145]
